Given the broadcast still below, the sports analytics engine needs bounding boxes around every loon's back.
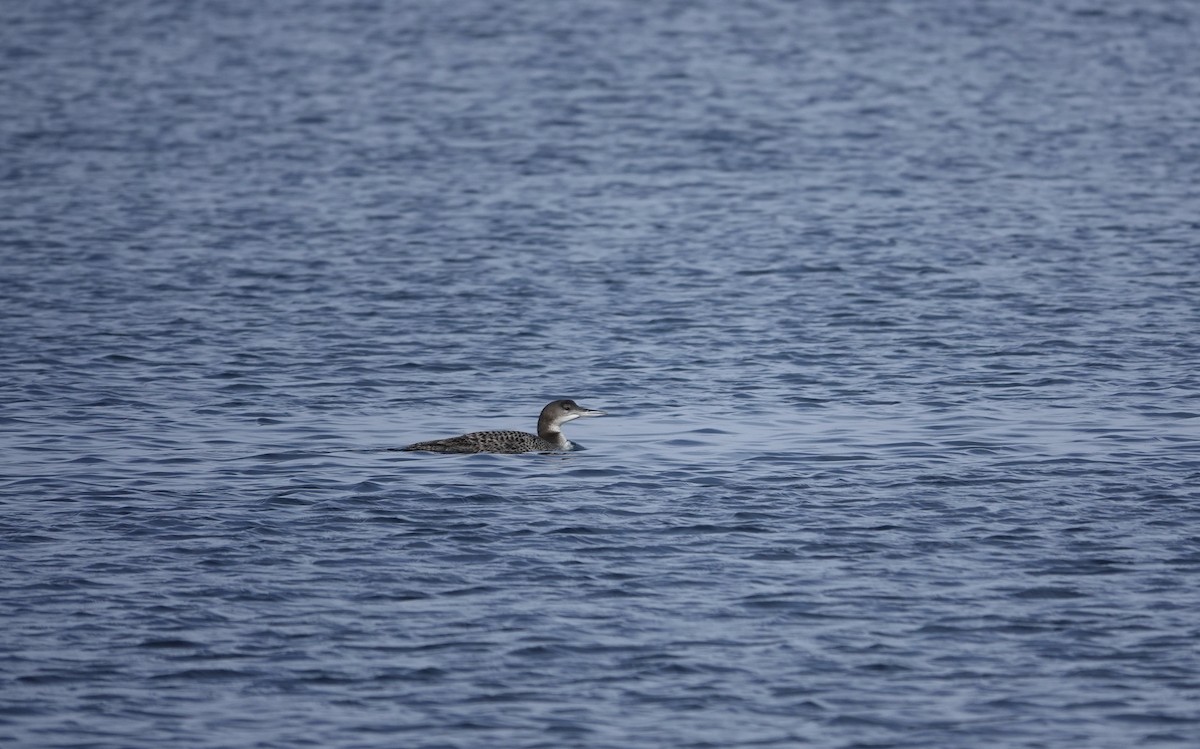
[402,430,558,454]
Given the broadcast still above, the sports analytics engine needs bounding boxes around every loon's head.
[540,399,606,430]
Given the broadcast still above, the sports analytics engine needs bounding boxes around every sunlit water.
[3,1,1199,747]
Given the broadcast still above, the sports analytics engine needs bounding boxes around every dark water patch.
[1008,586,1088,600]
[137,638,203,650]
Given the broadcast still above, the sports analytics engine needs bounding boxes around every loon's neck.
[537,410,568,444]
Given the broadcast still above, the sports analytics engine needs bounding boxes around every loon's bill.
[402,399,606,454]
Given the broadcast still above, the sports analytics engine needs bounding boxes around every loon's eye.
[562,403,573,409]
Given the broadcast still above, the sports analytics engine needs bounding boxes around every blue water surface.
[2,1,1199,747]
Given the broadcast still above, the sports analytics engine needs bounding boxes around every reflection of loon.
[402,399,606,454]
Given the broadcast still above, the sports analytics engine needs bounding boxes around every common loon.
[402,399,606,454]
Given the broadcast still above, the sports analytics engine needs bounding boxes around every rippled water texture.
[3,1,1199,747]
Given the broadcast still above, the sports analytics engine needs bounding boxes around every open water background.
[3,1,1199,747]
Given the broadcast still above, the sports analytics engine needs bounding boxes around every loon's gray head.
[539,399,606,432]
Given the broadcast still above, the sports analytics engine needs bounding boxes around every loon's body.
[402,399,606,454]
